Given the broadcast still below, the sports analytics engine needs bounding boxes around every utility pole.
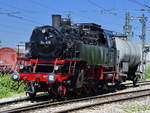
[16,42,25,57]
[139,14,147,73]
[0,41,1,48]
[123,12,132,40]
[130,14,147,73]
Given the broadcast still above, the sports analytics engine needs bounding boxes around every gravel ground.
[74,96,150,113]
[0,93,48,112]
[32,96,150,113]
[0,94,26,104]
[115,83,150,93]
[0,101,33,111]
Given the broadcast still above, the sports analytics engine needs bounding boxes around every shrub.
[146,63,150,79]
[0,73,26,98]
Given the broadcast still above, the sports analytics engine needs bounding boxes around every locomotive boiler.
[12,14,142,98]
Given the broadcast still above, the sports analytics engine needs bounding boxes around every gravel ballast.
[75,96,150,113]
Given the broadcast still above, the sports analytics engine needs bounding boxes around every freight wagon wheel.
[133,75,138,87]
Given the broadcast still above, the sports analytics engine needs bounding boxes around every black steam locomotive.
[12,15,142,97]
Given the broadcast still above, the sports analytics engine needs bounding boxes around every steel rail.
[1,88,150,113]
[57,89,150,113]
[0,93,52,109]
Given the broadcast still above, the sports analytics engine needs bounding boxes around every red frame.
[19,58,118,82]
[18,58,118,97]
[19,59,86,83]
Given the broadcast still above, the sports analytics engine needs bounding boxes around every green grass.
[123,103,150,113]
[0,73,26,98]
[146,63,150,79]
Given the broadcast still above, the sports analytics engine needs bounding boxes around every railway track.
[0,93,53,106]
[0,94,54,112]
[124,80,150,86]
[1,80,150,113]
[1,80,149,107]
[57,88,150,113]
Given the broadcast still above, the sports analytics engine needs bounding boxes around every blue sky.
[0,0,150,48]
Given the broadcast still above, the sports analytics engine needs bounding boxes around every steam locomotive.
[12,15,142,98]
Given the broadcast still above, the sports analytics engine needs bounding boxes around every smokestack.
[52,14,61,28]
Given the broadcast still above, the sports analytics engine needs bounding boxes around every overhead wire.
[0,0,126,30]
[87,0,124,28]
[0,1,42,25]
[27,0,105,23]
[87,0,126,24]
[0,0,38,14]
[127,0,150,35]
[0,2,41,40]
[88,0,118,16]
[26,0,122,29]
[27,0,60,12]
[128,0,150,9]
[0,11,42,25]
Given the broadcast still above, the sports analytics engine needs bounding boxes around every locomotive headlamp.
[20,65,24,69]
[54,66,59,71]
[12,72,20,81]
[47,73,56,83]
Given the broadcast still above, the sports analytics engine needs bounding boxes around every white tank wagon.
[115,38,142,72]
